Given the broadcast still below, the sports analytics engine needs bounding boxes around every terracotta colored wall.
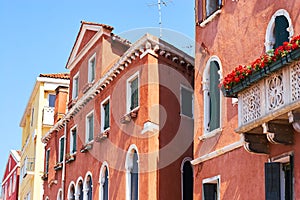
[194,0,300,199]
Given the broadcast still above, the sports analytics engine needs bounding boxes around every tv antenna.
[148,0,173,38]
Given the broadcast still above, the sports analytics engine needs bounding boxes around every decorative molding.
[42,34,194,143]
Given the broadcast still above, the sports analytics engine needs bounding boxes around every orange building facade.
[193,1,300,199]
[42,21,194,200]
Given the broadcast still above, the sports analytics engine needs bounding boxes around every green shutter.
[88,115,94,141]
[209,61,220,132]
[274,15,289,49]
[181,88,193,118]
[265,162,281,200]
[60,138,64,162]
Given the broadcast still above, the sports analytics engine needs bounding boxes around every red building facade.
[1,150,20,200]
[193,1,300,199]
[42,21,194,200]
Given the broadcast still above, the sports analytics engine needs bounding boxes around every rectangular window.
[45,149,50,174]
[127,72,139,112]
[203,176,220,200]
[265,155,293,200]
[181,86,194,118]
[59,137,65,163]
[198,0,222,23]
[48,94,56,107]
[70,126,77,154]
[86,111,94,143]
[73,73,79,99]
[101,97,110,132]
[88,54,96,83]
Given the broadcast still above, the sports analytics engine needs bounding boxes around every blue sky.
[0,0,194,179]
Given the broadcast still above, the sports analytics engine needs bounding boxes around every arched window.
[57,189,63,200]
[75,179,84,200]
[99,162,109,200]
[203,57,222,135]
[265,9,293,51]
[125,145,139,200]
[83,173,93,200]
[181,158,193,200]
[67,182,76,200]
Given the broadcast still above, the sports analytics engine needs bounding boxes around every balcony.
[222,43,300,154]
[43,106,54,125]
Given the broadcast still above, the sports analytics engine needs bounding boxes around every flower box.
[221,34,300,97]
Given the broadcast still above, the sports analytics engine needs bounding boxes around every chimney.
[54,86,69,123]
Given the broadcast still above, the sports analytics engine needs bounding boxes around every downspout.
[62,121,67,200]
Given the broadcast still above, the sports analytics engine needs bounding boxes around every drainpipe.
[62,121,67,200]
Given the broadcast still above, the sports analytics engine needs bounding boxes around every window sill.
[41,173,48,180]
[54,162,63,171]
[80,141,94,153]
[66,153,76,163]
[121,108,139,124]
[198,9,222,27]
[198,128,222,141]
[180,113,194,119]
[96,130,109,142]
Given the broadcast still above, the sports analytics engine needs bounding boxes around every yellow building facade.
[19,74,69,200]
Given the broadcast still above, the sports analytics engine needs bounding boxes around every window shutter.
[203,183,217,200]
[182,88,193,118]
[209,61,220,132]
[265,162,281,200]
[88,115,94,141]
[274,15,289,49]
[60,138,64,162]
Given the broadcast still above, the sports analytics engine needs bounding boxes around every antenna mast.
[148,0,171,38]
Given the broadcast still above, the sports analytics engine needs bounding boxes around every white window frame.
[70,125,77,154]
[180,84,194,119]
[101,96,110,133]
[126,72,140,113]
[202,56,223,137]
[72,72,79,99]
[202,175,220,200]
[45,148,50,174]
[99,161,109,200]
[83,172,93,200]
[67,181,76,200]
[125,144,139,200]
[265,9,294,52]
[86,110,95,143]
[58,136,65,163]
[88,53,96,83]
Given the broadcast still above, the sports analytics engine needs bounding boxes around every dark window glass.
[130,78,139,110]
[274,15,289,49]
[49,94,56,107]
[203,183,217,200]
[103,101,110,130]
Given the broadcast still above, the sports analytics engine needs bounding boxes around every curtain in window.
[72,129,77,153]
[104,102,110,130]
[130,78,139,110]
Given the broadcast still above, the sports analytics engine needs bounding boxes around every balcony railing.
[43,106,54,125]
[236,59,300,132]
